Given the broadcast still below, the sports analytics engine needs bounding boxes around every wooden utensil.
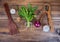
[4,3,19,35]
[44,3,54,32]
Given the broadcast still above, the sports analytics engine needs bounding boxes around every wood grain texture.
[0,0,60,32]
[0,27,60,42]
[0,0,60,41]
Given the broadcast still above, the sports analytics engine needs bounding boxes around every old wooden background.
[0,0,60,32]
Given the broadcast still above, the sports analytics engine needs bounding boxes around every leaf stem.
[26,21,30,28]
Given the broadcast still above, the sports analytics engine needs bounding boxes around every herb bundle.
[18,4,37,27]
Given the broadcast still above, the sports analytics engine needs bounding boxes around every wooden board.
[0,0,60,33]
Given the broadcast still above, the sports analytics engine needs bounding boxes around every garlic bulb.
[43,25,50,32]
[10,8,16,14]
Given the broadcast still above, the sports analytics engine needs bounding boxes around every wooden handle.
[4,3,13,21]
[45,4,54,32]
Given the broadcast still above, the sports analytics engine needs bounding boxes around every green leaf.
[18,3,38,23]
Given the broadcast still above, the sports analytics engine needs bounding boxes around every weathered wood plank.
[0,0,60,33]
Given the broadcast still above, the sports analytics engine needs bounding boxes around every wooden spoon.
[4,3,19,35]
